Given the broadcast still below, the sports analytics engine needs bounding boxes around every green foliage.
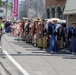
[8,2,13,9]
[0,0,2,6]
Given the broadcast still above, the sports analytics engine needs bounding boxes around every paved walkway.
[1,33,76,75]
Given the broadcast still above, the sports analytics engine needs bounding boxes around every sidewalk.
[2,33,76,75]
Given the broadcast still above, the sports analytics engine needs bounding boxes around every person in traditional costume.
[42,20,47,50]
[68,22,76,54]
[8,20,12,33]
[14,21,21,40]
[25,20,32,43]
[19,21,25,41]
[30,20,38,46]
[11,21,16,36]
[23,18,28,41]
[36,21,41,46]
[37,19,47,50]
[47,20,59,53]
[57,23,66,49]
[5,21,10,33]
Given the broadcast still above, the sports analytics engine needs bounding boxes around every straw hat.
[22,17,28,20]
[33,19,41,22]
[70,21,76,24]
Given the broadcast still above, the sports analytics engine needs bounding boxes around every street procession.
[0,0,76,75]
[2,17,76,54]
[0,0,75,55]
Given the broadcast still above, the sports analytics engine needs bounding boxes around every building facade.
[45,0,66,19]
[25,0,45,19]
[0,7,6,19]
[18,0,26,20]
[18,0,45,19]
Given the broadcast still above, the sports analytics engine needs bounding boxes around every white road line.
[0,46,2,49]
[3,50,29,75]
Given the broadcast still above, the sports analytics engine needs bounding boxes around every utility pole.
[18,0,19,20]
[6,0,8,20]
[36,0,37,18]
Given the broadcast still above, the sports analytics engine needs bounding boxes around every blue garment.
[50,34,59,52]
[5,27,12,33]
[70,36,76,53]
[68,27,76,53]
[47,24,59,53]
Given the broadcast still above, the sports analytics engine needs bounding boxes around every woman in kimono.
[11,21,16,36]
[20,21,25,41]
[68,22,76,54]
[48,20,59,53]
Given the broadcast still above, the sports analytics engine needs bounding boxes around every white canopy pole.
[66,15,69,28]
[66,15,69,46]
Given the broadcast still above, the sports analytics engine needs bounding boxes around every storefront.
[64,0,76,22]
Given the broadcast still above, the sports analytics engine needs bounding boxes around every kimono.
[24,22,28,41]
[57,25,66,49]
[37,23,44,48]
[26,24,31,43]
[37,23,47,48]
[68,27,76,53]
[30,24,37,45]
[47,23,59,53]
[20,22,26,41]
[14,23,20,37]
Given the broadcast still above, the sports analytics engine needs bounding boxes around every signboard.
[14,0,18,17]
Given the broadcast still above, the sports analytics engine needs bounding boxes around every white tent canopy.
[47,18,66,24]
[64,0,76,15]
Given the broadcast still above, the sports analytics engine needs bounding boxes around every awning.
[64,0,76,15]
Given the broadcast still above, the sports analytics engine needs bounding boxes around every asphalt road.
[0,33,76,75]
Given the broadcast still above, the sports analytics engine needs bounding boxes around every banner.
[14,0,18,17]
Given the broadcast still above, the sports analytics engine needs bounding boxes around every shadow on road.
[6,35,76,59]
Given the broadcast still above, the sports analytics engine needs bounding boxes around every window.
[57,7,62,19]
[47,8,50,19]
[51,8,55,18]
[0,10,3,13]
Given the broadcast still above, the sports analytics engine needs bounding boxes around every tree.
[0,0,2,6]
[8,2,13,19]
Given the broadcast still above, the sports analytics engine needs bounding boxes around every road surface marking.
[3,50,29,75]
[0,46,2,49]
